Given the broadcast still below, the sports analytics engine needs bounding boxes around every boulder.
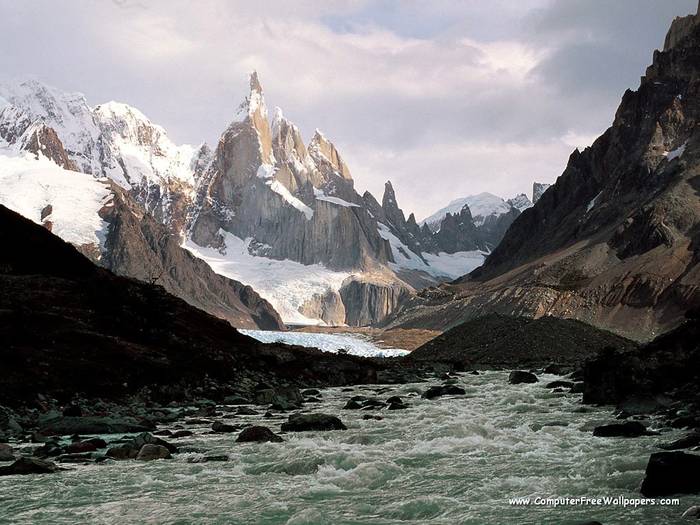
[132,432,178,453]
[543,364,567,375]
[223,395,251,405]
[593,421,649,437]
[640,452,700,496]
[386,396,404,405]
[0,444,14,461]
[254,387,303,407]
[64,441,98,454]
[343,400,363,410]
[388,403,408,410]
[0,457,58,476]
[236,407,259,416]
[681,506,700,519]
[545,380,574,389]
[39,416,152,435]
[171,430,193,439]
[280,414,347,432]
[236,426,284,443]
[659,432,700,451]
[212,421,238,433]
[421,385,466,399]
[106,444,138,460]
[508,371,538,384]
[136,444,171,461]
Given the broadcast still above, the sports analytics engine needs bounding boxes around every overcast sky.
[0,0,696,219]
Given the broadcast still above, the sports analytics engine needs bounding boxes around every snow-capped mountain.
[0,74,525,327]
[0,81,283,330]
[419,191,533,252]
[185,72,490,324]
[0,80,199,232]
[422,192,532,230]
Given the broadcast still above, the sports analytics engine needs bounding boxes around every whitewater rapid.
[1,370,691,524]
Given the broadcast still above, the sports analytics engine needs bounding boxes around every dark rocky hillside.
[409,314,637,369]
[584,308,700,408]
[0,205,378,407]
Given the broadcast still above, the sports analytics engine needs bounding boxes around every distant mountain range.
[0,74,541,327]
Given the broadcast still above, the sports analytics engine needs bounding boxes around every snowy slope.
[183,231,354,325]
[240,330,409,357]
[0,148,112,248]
[0,80,198,207]
[377,222,486,279]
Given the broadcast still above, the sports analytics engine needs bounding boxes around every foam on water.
[0,371,694,524]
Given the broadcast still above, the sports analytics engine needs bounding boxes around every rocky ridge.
[386,6,700,341]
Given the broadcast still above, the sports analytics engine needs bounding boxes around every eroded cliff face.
[386,7,700,341]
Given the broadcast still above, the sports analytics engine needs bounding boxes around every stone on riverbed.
[236,426,284,443]
[0,444,14,461]
[545,380,574,389]
[0,457,58,476]
[280,414,347,432]
[136,444,171,461]
[106,432,177,460]
[223,395,251,405]
[212,421,238,433]
[421,385,466,399]
[659,431,700,451]
[592,421,650,437]
[39,416,153,436]
[508,371,538,384]
[640,451,700,496]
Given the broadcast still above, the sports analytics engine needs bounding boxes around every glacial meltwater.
[0,371,692,524]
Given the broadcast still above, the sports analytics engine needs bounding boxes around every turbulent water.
[1,373,692,524]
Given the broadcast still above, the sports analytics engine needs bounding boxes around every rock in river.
[0,444,14,462]
[280,414,347,432]
[421,385,466,399]
[136,444,171,461]
[593,421,649,438]
[640,451,700,497]
[0,457,58,476]
[508,371,538,384]
[236,426,284,443]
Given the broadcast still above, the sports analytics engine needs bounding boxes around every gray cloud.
[0,0,696,218]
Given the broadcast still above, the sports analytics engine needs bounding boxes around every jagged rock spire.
[233,71,274,165]
[308,129,352,181]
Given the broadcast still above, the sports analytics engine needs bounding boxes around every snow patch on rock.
[183,231,352,325]
[267,179,314,219]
